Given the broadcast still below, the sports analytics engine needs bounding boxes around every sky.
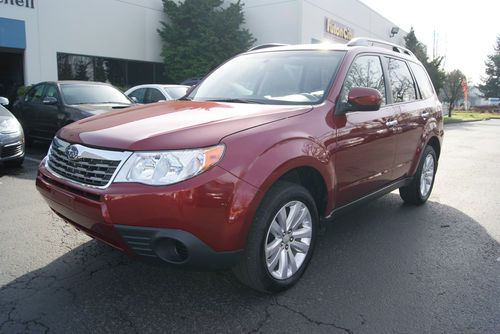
[359,0,499,85]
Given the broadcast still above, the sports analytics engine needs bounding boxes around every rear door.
[334,54,398,206]
[384,57,425,179]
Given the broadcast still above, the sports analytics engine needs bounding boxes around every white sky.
[359,0,500,85]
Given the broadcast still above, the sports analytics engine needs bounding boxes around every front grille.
[46,138,130,188]
[1,143,23,158]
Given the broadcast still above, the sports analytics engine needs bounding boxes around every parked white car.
[125,84,189,104]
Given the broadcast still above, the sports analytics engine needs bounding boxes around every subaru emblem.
[65,145,79,160]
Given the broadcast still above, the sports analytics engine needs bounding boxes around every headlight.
[0,118,22,135]
[114,145,225,185]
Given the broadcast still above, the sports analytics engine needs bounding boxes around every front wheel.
[233,181,318,293]
[399,145,437,205]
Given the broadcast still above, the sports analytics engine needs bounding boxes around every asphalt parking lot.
[1,120,499,333]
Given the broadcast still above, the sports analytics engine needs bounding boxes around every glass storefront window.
[57,52,169,90]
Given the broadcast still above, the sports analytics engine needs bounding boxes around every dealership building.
[0,0,406,101]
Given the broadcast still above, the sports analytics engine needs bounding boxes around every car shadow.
[0,140,49,180]
[0,194,498,333]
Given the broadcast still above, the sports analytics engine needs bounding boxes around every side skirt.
[322,177,413,222]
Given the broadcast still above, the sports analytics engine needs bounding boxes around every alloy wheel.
[420,153,435,197]
[264,201,313,280]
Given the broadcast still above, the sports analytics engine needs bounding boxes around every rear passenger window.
[387,58,416,103]
[340,55,386,107]
[409,62,434,99]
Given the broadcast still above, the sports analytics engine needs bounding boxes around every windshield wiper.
[178,96,192,101]
[206,98,264,104]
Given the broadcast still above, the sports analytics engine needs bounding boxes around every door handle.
[421,112,430,118]
[386,120,398,127]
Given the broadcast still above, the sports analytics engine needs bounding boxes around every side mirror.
[347,87,382,112]
[0,97,9,106]
[43,96,58,105]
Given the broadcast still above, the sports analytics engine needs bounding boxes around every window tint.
[45,85,59,99]
[409,62,434,99]
[128,88,146,103]
[340,55,386,106]
[145,88,165,103]
[25,85,45,104]
[387,58,416,103]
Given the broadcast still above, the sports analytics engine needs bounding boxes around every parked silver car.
[0,97,24,167]
[125,84,189,104]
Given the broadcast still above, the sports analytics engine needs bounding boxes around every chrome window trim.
[45,137,133,190]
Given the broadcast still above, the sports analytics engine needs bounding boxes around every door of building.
[0,49,25,107]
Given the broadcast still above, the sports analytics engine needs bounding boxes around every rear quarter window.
[409,62,435,99]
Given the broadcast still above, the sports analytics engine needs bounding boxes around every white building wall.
[2,0,166,85]
[242,0,301,45]
[301,0,405,45]
[240,0,406,46]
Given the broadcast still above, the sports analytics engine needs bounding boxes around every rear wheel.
[233,181,318,293]
[399,145,437,205]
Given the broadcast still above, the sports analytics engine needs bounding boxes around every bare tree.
[441,70,466,117]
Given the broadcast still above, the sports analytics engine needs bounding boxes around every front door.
[333,54,397,206]
[31,83,64,139]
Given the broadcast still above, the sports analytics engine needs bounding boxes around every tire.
[399,145,437,205]
[4,156,24,168]
[233,181,318,293]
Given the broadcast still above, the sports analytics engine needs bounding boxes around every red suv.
[36,39,443,292]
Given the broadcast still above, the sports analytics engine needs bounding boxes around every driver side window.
[340,55,386,108]
[25,84,46,104]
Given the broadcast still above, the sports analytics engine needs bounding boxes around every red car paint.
[36,43,443,265]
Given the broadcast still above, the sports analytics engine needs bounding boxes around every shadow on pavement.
[0,140,49,180]
[0,194,498,333]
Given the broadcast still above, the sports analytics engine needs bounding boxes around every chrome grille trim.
[45,137,132,189]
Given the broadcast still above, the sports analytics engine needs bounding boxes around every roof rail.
[347,38,415,58]
[248,43,288,52]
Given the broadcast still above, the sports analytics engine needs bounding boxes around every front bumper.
[0,134,24,162]
[36,161,258,269]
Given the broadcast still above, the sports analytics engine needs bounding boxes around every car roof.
[245,38,419,63]
[126,84,189,91]
[34,80,112,86]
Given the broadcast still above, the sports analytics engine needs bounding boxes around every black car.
[12,81,134,142]
[0,100,25,167]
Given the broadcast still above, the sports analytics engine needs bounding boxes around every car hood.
[58,101,312,150]
[70,103,133,115]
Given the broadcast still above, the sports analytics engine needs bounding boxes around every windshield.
[189,50,345,105]
[61,84,132,105]
[163,86,189,99]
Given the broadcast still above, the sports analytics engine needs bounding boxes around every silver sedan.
[0,97,24,167]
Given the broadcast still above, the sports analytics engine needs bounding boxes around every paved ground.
[1,120,499,333]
